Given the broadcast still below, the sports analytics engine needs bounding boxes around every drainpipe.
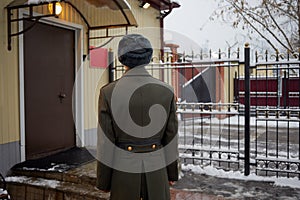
[159,4,173,62]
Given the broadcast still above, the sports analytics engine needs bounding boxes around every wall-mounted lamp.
[139,1,151,9]
[48,2,63,15]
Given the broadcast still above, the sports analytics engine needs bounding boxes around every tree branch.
[228,0,293,51]
[265,1,294,52]
[268,0,298,22]
[227,2,277,51]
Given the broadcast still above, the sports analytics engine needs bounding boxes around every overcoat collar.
[123,66,151,77]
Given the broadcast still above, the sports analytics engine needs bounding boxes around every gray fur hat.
[118,34,153,68]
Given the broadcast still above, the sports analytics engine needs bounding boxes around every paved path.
[171,171,300,200]
[171,189,225,200]
[59,160,300,200]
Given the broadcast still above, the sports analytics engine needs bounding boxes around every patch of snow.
[22,167,46,171]
[27,0,59,4]
[178,170,184,180]
[21,163,68,172]
[274,178,300,188]
[5,176,60,188]
[0,189,8,195]
[47,164,69,172]
[182,164,300,189]
[33,179,60,188]
[242,191,256,197]
[5,176,29,183]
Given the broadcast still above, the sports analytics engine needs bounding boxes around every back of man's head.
[118,34,153,68]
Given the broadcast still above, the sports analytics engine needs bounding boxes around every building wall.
[0,0,163,164]
[83,0,162,146]
[0,0,21,175]
[32,0,161,135]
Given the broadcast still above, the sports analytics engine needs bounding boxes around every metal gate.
[243,47,300,178]
[110,45,300,178]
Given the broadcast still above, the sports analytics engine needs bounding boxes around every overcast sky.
[164,0,250,54]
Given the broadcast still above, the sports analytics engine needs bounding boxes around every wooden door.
[24,20,75,159]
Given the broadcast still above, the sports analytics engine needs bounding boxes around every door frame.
[18,10,85,161]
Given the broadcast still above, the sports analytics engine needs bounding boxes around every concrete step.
[6,176,219,200]
[6,161,223,200]
[6,175,109,200]
[9,161,98,187]
[6,161,109,200]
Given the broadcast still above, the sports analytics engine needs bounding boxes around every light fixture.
[139,1,151,9]
[142,2,151,9]
[48,2,63,15]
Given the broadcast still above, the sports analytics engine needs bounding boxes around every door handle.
[58,92,67,103]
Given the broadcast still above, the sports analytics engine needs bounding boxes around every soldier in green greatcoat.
[96,34,178,200]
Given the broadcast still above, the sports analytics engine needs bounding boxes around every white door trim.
[18,10,85,161]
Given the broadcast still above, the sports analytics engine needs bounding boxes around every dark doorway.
[24,20,75,159]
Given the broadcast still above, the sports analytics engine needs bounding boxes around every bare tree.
[213,0,300,53]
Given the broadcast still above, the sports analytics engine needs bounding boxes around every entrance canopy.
[6,0,138,50]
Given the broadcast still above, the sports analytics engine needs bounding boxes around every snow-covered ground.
[181,164,300,189]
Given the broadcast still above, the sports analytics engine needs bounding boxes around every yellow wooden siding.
[34,3,89,53]
[83,0,162,129]
[0,0,20,145]
[1,0,162,134]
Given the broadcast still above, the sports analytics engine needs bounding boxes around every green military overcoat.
[96,66,178,200]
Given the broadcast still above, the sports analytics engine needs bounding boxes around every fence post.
[108,49,114,83]
[244,43,251,176]
[283,71,287,109]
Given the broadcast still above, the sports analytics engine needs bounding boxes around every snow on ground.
[182,164,300,189]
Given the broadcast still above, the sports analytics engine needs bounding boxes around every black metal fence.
[110,45,300,178]
[247,49,300,178]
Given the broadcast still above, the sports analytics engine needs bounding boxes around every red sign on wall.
[90,47,108,68]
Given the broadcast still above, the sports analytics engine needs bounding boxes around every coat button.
[152,144,156,149]
[127,146,133,151]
